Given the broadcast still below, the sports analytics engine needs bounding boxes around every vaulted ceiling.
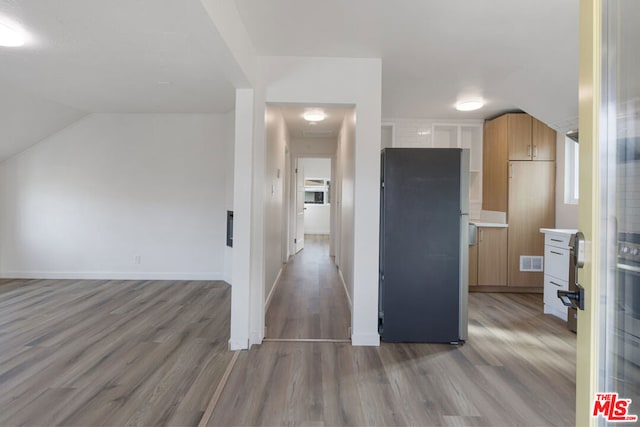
[235,0,579,129]
[0,0,579,161]
[0,0,235,160]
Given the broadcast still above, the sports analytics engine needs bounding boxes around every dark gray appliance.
[379,148,469,343]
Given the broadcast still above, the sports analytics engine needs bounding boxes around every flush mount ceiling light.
[303,109,327,122]
[455,99,484,112]
[0,20,26,47]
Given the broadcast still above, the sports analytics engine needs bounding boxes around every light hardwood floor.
[210,292,576,426]
[0,278,232,426]
[265,235,351,340]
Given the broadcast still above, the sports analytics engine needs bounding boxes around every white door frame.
[288,154,337,258]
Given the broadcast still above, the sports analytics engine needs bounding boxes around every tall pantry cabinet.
[482,113,556,289]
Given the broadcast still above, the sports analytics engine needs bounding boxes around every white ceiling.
[0,0,580,161]
[0,0,235,160]
[0,0,234,113]
[234,0,579,129]
[275,104,350,139]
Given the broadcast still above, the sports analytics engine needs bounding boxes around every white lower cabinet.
[540,229,577,321]
[543,274,569,320]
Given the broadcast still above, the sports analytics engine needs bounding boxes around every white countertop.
[470,221,508,228]
[540,228,578,235]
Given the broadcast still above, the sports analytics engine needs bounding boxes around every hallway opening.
[263,104,354,341]
[265,235,350,340]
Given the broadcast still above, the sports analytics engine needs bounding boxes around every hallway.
[265,235,351,340]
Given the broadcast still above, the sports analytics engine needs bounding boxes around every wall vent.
[520,256,544,272]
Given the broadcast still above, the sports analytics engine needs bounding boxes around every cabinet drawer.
[545,246,569,280]
[544,275,569,318]
[545,233,571,249]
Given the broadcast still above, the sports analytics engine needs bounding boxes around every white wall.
[257,56,382,346]
[304,205,330,235]
[229,89,255,350]
[223,109,235,283]
[302,157,331,179]
[0,113,233,280]
[264,106,289,303]
[336,111,356,306]
[555,132,579,228]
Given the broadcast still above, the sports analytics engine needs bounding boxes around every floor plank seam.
[197,350,240,427]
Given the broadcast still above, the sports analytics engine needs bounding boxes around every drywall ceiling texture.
[234,0,579,128]
[0,0,236,160]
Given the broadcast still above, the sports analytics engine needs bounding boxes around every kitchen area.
[382,112,580,332]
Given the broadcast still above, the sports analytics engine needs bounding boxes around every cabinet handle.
[551,238,563,242]
[549,281,561,287]
[550,250,563,256]
[479,229,484,242]
[534,145,538,158]
[527,145,531,157]
[509,163,514,178]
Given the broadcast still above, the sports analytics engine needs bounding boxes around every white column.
[229,88,254,350]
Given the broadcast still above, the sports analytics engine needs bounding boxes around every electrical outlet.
[135,255,141,265]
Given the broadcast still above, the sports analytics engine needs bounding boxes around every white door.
[295,159,305,253]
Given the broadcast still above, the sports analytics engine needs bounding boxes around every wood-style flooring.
[265,235,351,340]
[0,246,576,426]
[210,292,576,427]
[0,278,232,426]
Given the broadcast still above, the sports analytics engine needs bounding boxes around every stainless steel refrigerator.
[379,148,469,343]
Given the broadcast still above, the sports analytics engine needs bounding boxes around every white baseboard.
[0,271,225,281]
[351,333,380,346]
[337,269,352,312]
[228,339,249,351]
[264,267,283,311]
[249,330,264,347]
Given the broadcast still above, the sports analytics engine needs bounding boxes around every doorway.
[293,157,332,255]
[263,104,353,341]
[265,155,350,340]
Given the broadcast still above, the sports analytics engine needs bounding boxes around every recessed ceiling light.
[0,21,26,47]
[303,109,326,122]
[455,99,484,112]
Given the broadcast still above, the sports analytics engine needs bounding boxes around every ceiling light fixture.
[303,109,326,122]
[0,21,25,47]
[455,99,484,112]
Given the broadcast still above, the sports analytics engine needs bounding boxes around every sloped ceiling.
[0,0,580,163]
[0,0,236,161]
[235,0,579,131]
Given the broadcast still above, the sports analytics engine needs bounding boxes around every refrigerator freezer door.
[379,148,463,343]
[459,213,469,341]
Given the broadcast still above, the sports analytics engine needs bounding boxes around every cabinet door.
[482,115,508,211]
[507,161,555,287]
[469,243,478,286]
[532,118,556,161]
[507,114,533,160]
[477,227,508,286]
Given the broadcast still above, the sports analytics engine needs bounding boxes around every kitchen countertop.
[470,221,508,228]
[540,228,578,235]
